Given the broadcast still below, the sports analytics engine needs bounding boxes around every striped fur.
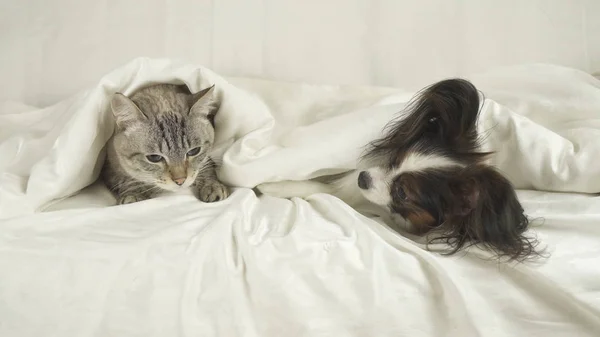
[102,84,229,204]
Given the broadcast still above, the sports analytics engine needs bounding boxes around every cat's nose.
[173,177,186,186]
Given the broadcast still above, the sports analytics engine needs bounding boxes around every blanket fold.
[1,58,600,337]
[1,58,599,218]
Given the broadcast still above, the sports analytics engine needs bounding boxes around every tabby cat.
[101,83,230,204]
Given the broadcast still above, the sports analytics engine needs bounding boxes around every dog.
[257,79,538,260]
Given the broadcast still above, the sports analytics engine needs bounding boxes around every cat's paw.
[195,180,230,203]
[118,195,140,205]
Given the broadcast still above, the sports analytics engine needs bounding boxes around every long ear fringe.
[426,164,546,262]
[361,78,488,162]
[427,220,545,262]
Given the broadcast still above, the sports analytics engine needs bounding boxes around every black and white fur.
[258,79,538,260]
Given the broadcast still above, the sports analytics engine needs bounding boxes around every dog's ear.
[364,78,484,163]
[449,175,479,217]
[421,79,481,146]
[435,165,538,261]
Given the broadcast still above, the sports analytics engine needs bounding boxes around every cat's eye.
[146,154,163,163]
[186,147,201,157]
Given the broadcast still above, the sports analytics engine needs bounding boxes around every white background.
[1,0,599,105]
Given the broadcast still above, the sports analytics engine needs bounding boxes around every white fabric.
[1,58,600,336]
[2,1,600,106]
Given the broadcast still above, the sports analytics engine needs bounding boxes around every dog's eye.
[398,187,407,200]
[394,185,407,201]
[186,147,201,156]
[146,154,163,163]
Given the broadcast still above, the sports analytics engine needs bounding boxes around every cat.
[101,83,230,205]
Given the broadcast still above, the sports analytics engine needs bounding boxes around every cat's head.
[109,84,220,191]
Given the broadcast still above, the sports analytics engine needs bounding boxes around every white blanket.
[1,58,600,336]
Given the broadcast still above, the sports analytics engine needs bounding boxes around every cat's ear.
[189,85,220,126]
[111,93,147,128]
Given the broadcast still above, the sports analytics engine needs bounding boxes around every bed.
[1,57,600,336]
[3,1,600,335]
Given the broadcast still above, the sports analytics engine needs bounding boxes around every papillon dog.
[257,79,538,260]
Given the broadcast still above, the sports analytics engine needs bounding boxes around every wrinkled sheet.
[1,58,600,336]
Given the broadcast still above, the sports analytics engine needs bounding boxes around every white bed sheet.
[1,59,599,336]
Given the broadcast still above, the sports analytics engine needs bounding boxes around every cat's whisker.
[137,185,163,196]
[110,180,142,189]
[210,157,224,166]
[109,181,146,193]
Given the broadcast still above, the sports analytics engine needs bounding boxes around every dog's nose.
[173,177,186,186]
[357,171,372,190]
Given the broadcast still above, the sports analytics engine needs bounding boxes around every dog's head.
[358,79,536,260]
